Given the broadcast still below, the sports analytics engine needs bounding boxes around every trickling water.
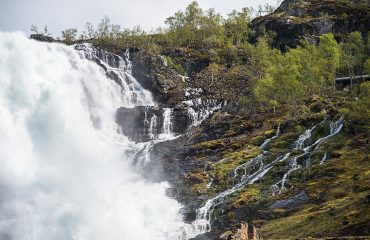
[294,126,316,149]
[276,117,344,193]
[260,125,280,150]
[179,126,280,239]
[183,118,344,237]
[320,151,328,165]
[186,99,223,127]
[0,32,192,240]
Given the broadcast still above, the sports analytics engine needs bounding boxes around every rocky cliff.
[252,0,370,49]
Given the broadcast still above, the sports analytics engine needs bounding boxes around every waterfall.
[149,114,159,140]
[0,32,191,240]
[76,43,154,107]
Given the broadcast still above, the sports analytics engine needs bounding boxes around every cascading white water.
[160,108,174,139]
[0,32,191,240]
[149,114,159,140]
[76,44,154,108]
[186,99,223,127]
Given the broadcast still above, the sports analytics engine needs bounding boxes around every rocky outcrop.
[115,106,192,142]
[30,34,57,42]
[252,0,370,49]
[161,48,210,77]
[269,190,309,209]
[232,224,262,240]
[129,49,186,105]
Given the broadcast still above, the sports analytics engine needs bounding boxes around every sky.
[0,0,277,36]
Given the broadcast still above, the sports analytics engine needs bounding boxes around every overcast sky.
[0,0,277,36]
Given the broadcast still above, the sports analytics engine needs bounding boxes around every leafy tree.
[218,42,238,66]
[254,50,305,118]
[250,37,278,79]
[317,33,340,92]
[254,73,279,110]
[237,42,255,64]
[165,1,224,47]
[289,42,325,96]
[225,8,251,45]
[340,31,365,81]
[199,8,224,46]
[96,16,112,39]
[61,28,78,44]
[207,63,222,84]
[346,82,370,135]
[365,58,370,74]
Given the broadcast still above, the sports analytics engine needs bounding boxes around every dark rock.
[270,190,309,209]
[115,106,192,142]
[129,49,186,105]
[30,34,56,43]
[190,231,221,240]
[252,0,370,50]
[161,48,210,77]
[116,106,162,142]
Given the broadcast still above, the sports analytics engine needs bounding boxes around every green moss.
[207,146,261,190]
[191,139,226,150]
[226,145,261,162]
[230,185,261,207]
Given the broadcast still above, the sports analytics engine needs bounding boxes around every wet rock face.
[75,44,124,86]
[161,48,210,77]
[129,49,186,105]
[270,190,309,209]
[115,106,160,142]
[115,106,192,142]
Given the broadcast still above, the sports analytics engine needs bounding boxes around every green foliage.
[318,33,341,92]
[165,1,224,47]
[253,34,343,118]
[340,31,365,77]
[146,43,162,55]
[289,42,325,95]
[347,82,370,134]
[225,8,251,45]
[166,56,186,75]
[218,42,238,66]
[207,63,222,83]
[61,28,78,44]
[365,58,370,74]
[250,37,277,78]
